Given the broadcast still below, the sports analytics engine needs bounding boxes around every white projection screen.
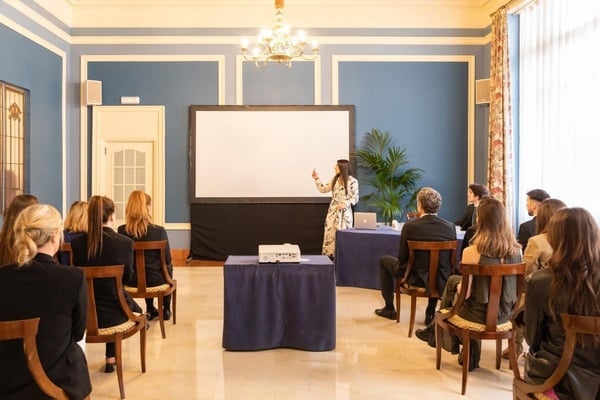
[190,105,355,203]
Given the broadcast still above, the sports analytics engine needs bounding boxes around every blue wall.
[87,61,219,222]
[339,61,468,221]
[0,23,63,209]
[1,5,491,247]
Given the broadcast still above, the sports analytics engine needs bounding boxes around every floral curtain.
[487,6,514,225]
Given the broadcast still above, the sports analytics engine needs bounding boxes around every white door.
[92,106,165,226]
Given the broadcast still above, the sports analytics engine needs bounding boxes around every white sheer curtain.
[519,0,600,222]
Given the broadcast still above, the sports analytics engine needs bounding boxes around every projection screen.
[190,105,355,203]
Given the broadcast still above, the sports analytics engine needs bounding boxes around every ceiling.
[38,0,510,29]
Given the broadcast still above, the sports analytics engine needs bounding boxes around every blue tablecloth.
[334,227,464,290]
[222,255,336,351]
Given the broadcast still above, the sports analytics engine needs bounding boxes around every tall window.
[0,82,26,214]
[518,1,600,220]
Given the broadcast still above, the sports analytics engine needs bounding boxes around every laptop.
[353,212,377,230]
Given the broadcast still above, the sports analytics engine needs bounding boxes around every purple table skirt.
[223,255,335,351]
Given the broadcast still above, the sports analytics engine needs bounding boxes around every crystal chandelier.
[241,0,319,68]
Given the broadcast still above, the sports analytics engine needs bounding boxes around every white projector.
[258,244,301,263]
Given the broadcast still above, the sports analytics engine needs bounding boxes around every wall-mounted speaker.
[475,78,490,104]
[83,80,102,106]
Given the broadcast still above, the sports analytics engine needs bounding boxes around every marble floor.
[85,267,522,400]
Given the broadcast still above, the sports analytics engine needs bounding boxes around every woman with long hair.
[71,195,141,373]
[311,159,359,257]
[524,207,600,399]
[523,198,566,275]
[0,194,38,265]
[415,197,522,370]
[118,190,174,320]
[0,204,91,399]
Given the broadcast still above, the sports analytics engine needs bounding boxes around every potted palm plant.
[355,129,423,224]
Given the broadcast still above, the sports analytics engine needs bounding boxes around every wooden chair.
[513,314,600,400]
[435,262,526,395]
[395,240,458,337]
[80,265,147,400]
[124,240,177,339]
[58,242,73,265]
[0,317,69,400]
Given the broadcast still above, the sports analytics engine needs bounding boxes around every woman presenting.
[312,159,359,257]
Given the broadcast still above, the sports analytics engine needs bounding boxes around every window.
[0,82,26,214]
[518,1,600,220]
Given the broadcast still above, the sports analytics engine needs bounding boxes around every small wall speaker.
[475,78,490,104]
[83,80,102,106]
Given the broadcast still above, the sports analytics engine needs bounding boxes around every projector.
[258,244,301,263]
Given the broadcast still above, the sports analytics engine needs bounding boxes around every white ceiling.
[36,0,510,29]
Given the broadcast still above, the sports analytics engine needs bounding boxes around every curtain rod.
[500,0,537,14]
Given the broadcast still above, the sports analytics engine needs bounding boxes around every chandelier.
[241,0,319,68]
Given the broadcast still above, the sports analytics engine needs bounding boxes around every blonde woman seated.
[0,204,91,399]
[523,198,566,276]
[118,191,174,321]
[58,200,88,265]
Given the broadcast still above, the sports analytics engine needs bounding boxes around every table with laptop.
[335,212,464,290]
[222,255,336,351]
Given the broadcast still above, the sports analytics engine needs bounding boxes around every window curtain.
[488,6,515,224]
[519,0,600,221]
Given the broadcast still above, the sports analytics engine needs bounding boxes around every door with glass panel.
[91,106,165,226]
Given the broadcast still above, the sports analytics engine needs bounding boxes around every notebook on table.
[353,212,377,230]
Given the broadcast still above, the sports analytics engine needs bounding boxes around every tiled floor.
[85,267,521,399]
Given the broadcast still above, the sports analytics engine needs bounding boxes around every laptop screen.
[353,212,377,230]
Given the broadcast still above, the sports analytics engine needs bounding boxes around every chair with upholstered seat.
[512,314,600,400]
[395,240,458,337]
[0,317,69,400]
[124,240,177,339]
[435,262,526,395]
[80,265,147,400]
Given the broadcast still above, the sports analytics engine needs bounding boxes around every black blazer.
[397,214,457,294]
[71,227,136,328]
[518,217,536,251]
[455,204,476,231]
[117,223,173,286]
[0,254,92,400]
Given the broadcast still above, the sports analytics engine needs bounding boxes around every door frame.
[91,105,165,225]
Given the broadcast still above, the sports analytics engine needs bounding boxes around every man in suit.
[375,187,457,323]
[517,189,550,251]
[454,183,489,231]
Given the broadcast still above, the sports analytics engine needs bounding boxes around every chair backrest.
[79,265,136,335]
[406,240,458,297]
[456,262,526,331]
[0,317,68,400]
[132,240,173,291]
[59,242,73,265]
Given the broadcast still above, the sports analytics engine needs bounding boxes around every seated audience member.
[415,197,522,370]
[501,198,567,360]
[0,194,38,265]
[524,207,600,399]
[0,204,91,399]
[518,189,550,251]
[71,195,142,373]
[118,191,174,321]
[455,183,489,231]
[376,187,456,324]
[58,200,88,265]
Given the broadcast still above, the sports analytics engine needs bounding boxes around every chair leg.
[158,294,166,339]
[115,337,125,400]
[408,295,417,337]
[140,316,147,373]
[461,334,470,395]
[496,338,502,369]
[435,322,442,370]
[172,288,177,325]
[396,289,401,323]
